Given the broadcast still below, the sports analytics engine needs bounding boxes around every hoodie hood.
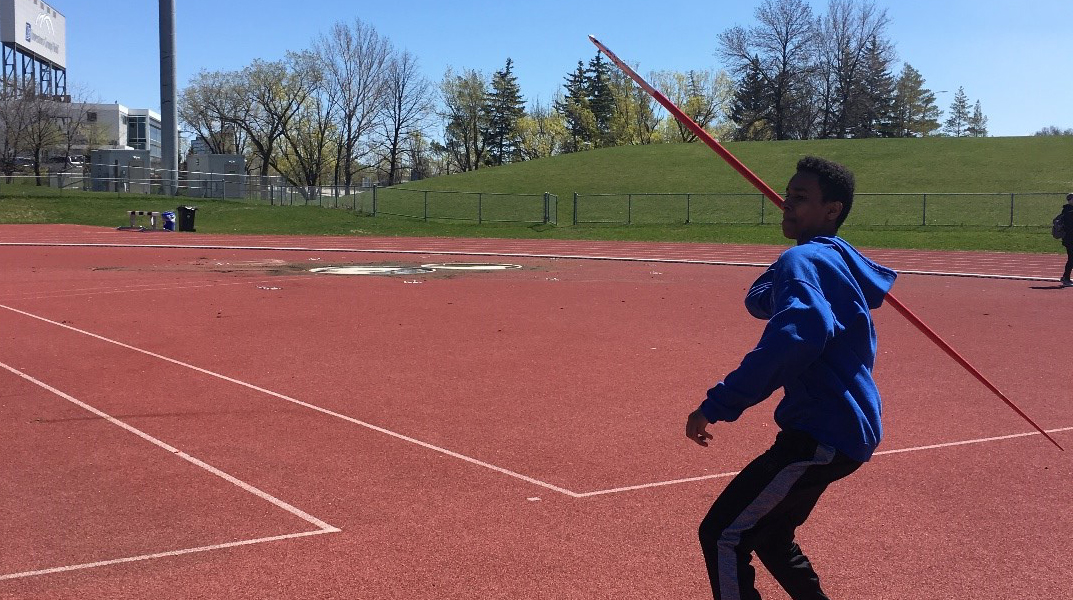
[808,236,896,309]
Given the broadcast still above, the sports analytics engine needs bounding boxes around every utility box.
[89,149,151,193]
[186,155,245,199]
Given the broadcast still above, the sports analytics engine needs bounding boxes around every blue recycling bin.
[161,211,176,231]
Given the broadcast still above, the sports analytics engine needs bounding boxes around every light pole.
[159,0,178,196]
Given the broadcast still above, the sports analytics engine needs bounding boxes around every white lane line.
[574,470,743,498]
[0,275,310,302]
[0,361,337,532]
[871,427,1073,456]
[572,427,1072,498]
[0,241,1057,281]
[0,530,333,581]
[0,361,339,581]
[0,304,581,499]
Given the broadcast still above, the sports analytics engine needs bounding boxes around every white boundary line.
[572,427,1073,497]
[0,241,1061,282]
[0,303,580,499]
[0,360,339,581]
[4,301,1067,504]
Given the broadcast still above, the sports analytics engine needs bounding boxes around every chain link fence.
[571,192,1067,227]
[1,168,1063,229]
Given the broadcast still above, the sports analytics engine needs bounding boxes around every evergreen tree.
[729,62,774,141]
[890,64,940,137]
[554,61,596,152]
[943,87,971,137]
[849,36,897,138]
[966,100,988,137]
[585,52,615,146]
[482,58,526,166]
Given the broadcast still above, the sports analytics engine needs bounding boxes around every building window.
[87,111,97,122]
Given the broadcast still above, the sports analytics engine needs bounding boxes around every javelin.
[587,35,1063,451]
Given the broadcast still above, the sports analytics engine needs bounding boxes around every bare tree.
[21,93,65,183]
[55,84,102,167]
[0,89,37,180]
[718,0,816,140]
[377,50,432,185]
[314,19,391,193]
[814,0,893,137]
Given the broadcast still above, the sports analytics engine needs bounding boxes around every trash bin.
[176,206,197,232]
[161,211,176,231]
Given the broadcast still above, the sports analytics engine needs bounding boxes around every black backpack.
[1053,212,1067,240]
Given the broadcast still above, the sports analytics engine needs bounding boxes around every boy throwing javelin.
[686,156,897,600]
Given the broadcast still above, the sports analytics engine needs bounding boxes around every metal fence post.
[760,194,765,224]
[922,193,927,226]
[424,190,429,222]
[543,192,549,224]
[686,193,691,224]
[627,194,632,225]
[573,192,578,225]
[478,192,483,224]
[1009,193,1015,227]
[372,185,377,216]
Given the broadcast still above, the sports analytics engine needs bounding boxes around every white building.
[80,103,162,165]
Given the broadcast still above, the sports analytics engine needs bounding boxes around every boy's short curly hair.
[796,156,855,227]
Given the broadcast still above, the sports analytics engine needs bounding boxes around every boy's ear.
[826,200,844,222]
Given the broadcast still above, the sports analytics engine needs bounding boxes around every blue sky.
[57,0,1072,138]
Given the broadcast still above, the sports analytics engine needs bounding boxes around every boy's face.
[782,172,843,244]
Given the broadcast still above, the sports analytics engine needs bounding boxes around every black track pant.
[698,429,862,600]
[1063,242,1072,280]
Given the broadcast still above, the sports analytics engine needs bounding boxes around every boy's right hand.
[686,409,714,447]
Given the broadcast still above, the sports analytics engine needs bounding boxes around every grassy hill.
[1,136,1071,253]
[398,136,1073,199]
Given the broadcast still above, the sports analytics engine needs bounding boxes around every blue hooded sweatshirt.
[699,236,897,462]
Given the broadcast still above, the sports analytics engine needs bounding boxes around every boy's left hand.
[686,409,713,447]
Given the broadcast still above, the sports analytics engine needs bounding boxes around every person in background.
[686,156,897,600]
[1060,193,1073,287]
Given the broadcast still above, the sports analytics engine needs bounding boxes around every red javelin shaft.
[588,35,1063,451]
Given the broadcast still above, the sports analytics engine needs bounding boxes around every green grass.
[2,136,1070,254]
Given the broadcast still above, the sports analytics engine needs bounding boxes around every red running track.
[0,223,1068,281]
[0,225,1070,599]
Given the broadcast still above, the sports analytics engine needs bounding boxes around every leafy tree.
[179,69,248,157]
[517,98,568,159]
[966,100,988,137]
[653,69,731,143]
[607,67,660,145]
[274,51,337,199]
[439,68,489,172]
[482,58,526,166]
[942,86,970,137]
[234,57,316,184]
[890,64,940,137]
